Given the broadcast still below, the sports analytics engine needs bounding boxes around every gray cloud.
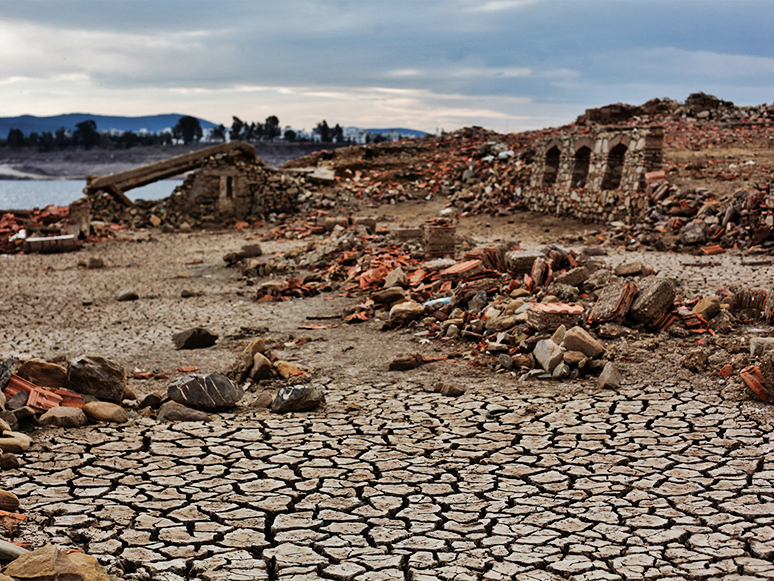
[1,1,773,132]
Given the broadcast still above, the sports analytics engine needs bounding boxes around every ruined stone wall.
[165,156,299,225]
[522,126,663,222]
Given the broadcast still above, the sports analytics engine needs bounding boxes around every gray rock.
[682,348,709,372]
[533,339,563,373]
[383,267,408,289]
[497,354,513,369]
[750,337,774,357]
[0,411,18,432]
[389,301,425,326]
[554,266,590,287]
[0,359,13,392]
[679,219,708,245]
[598,362,622,389]
[272,386,325,413]
[0,431,32,453]
[17,360,67,388]
[440,384,466,397]
[139,392,166,410]
[372,287,406,305]
[157,401,209,422]
[562,326,606,359]
[614,261,644,277]
[629,277,676,327]
[693,295,721,320]
[552,362,571,379]
[172,327,219,350]
[83,401,128,424]
[38,407,88,428]
[67,354,126,403]
[117,289,139,302]
[250,353,274,380]
[167,373,244,412]
[389,352,424,371]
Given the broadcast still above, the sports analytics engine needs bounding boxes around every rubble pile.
[595,179,774,253]
[85,151,304,231]
[0,207,71,254]
[235,219,774,392]
[576,92,774,126]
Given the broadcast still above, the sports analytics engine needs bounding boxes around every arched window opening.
[543,146,561,187]
[602,143,628,190]
[572,146,591,188]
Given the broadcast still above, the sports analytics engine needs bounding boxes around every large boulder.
[533,339,563,373]
[272,386,325,413]
[38,407,88,428]
[17,360,67,388]
[167,373,244,412]
[562,327,606,359]
[83,401,128,424]
[66,354,126,404]
[0,431,32,454]
[629,277,676,327]
[1,545,110,581]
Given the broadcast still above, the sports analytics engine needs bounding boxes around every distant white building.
[344,127,368,144]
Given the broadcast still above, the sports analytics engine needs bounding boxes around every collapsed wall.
[85,147,302,229]
[521,126,664,222]
[163,153,299,226]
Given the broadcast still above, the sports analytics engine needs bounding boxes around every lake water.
[0,179,181,210]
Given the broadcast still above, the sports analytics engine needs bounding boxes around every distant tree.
[243,121,259,142]
[55,127,71,149]
[73,120,100,148]
[230,116,245,141]
[26,132,40,147]
[315,120,331,142]
[120,130,138,148]
[211,124,226,142]
[283,129,297,142]
[6,128,24,147]
[160,131,173,146]
[173,116,203,144]
[265,115,281,140]
[332,123,344,143]
[38,131,55,152]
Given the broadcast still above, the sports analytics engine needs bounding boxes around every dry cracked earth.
[3,216,774,580]
[11,379,774,581]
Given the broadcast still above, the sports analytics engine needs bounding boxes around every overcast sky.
[1,0,773,133]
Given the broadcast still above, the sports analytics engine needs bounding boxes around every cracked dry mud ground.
[11,379,774,581]
[2,214,774,580]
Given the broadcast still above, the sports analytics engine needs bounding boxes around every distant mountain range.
[365,128,428,137]
[0,114,218,136]
[0,114,430,139]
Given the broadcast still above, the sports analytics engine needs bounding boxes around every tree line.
[0,115,357,151]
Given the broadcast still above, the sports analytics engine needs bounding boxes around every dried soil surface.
[3,201,774,580]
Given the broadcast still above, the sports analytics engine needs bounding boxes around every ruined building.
[83,142,301,228]
[522,126,664,221]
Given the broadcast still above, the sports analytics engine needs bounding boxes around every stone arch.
[601,142,628,190]
[572,145,592,188]
[542,145,561,187]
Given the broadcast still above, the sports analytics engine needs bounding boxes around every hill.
[0,113,218,136]
[365,127,428,138]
